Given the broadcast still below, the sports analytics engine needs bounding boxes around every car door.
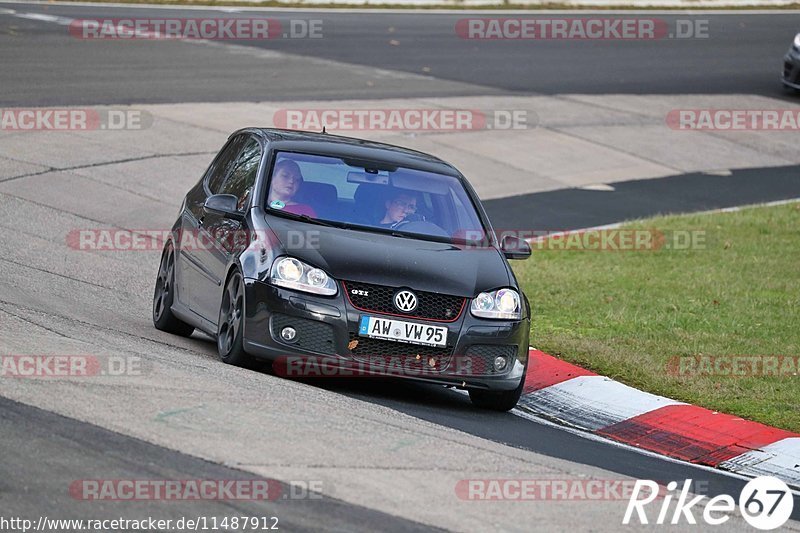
[192,135,262,323]
[177,135,246,321]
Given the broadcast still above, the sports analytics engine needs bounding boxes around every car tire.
[217,271,253,367]
[782,81,800,94]
[468,361,527,412]
[153,243,195,337]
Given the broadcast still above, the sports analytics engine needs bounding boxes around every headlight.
[470,288,521,320]
[276,257,303,282]
[269,257,337,296]
[794,33,800,51]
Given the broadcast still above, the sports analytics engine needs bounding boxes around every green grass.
[512,202,800,432]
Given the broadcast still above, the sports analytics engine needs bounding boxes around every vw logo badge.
[393,290,418,313]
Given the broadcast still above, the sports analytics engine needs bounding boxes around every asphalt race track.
[1,2,799,530]
[1,4,800,104]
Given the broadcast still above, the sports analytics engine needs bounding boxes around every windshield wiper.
[293,214,336,228]
[388,230,451,244]
[269,210,347,229]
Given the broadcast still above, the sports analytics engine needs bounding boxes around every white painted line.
[719,437,800,488]
[189,39,434,81]
[524,197,800,245]
[8,10,438,84]
[579,183,616,191]
[708,197,800,215]
[13,12,73,25]
[702,169,733,176]
[518,375,684,431]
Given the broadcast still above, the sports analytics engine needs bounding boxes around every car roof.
[233,127,462,178]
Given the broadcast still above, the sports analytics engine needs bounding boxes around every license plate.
[359,316,447,348]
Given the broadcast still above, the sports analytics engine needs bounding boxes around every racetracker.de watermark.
[455,478,683,501]
[68,479,323,501]
[68,18,322,40]
[66,228,322,252]
[455,18,709,40]
[667,109,800,131]
[273,108,534,131]
[667,355,800,377]
[0,108,151,131]
[274,354,522,377]
[67,228,709,252]
[457,229,708,252]
[0,355,145,378]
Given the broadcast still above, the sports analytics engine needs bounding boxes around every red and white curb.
[518,349,800,489]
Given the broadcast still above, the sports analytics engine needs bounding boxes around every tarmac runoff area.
[2,93,800,203]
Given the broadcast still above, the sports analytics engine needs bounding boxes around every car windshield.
[265,151,487,243]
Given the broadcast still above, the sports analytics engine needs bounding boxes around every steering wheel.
[392,213,425,229]
[391,219,449,238]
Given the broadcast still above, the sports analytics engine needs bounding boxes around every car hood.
[265,215,511,297]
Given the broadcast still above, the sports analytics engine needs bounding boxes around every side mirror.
[500,234,531,260]
[204,194,243,219]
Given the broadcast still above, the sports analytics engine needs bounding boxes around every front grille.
[348,333,454,373]
[271,313,336,355]
[343,281,465,322]
[449,345,518,376]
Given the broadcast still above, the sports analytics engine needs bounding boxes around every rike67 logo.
[624,476,794,530]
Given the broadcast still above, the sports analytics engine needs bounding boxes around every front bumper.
[241,279,529,392]
[782,51,800,89]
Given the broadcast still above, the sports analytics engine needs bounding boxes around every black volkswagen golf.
[153,128,532,410]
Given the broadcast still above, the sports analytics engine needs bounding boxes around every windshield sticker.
[270,200,286,210]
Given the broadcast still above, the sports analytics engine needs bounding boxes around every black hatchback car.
[782,33,800,90]
[153,128,532,410]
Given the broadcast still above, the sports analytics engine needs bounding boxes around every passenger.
[379,190,418,228]
[267,160,317,217]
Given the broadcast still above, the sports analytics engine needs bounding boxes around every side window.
[219,137,261,212]
[206,136,246,194]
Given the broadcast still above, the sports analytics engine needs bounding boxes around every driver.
[379,190,419,228]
